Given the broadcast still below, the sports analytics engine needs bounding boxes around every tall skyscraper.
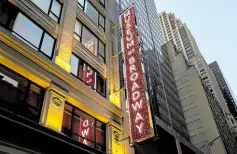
[209,61,237,119]
[159,12,200,61]
[159,12,230,114]
[166,41,237,154]
[116,1,202,153]
[159,12,237,154]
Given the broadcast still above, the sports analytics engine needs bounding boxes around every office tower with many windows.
[159,12,237,154]
[159,12,231,114]
[159,12,186,58]
[159,12,200,61]
[209,61,237,143]
[191,55,237,154]
[0,0,130,153]
[115,0,202,153]
[165,41,237,154]
[209,61,237,119]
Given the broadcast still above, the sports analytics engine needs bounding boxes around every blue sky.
[155,0,237,99]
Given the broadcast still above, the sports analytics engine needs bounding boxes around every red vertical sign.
[82,64,95,88]
[120,5,154,144]
[79,117,94,147]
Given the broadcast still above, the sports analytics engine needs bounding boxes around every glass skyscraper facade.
[209,61,237,119]
[115,1,199,153]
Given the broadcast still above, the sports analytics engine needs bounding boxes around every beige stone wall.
[165,41,227,154]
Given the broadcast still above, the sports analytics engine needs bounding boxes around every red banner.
[120,5,154,144]
[82,64,95,88]
[79,117,94,147]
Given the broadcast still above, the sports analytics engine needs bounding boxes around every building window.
[82,27,98,55]
[77,0,105,31]
[70,54,106,97]
[0,64,45,122]
[31,0,62,23]
[84,2,99,25]
[74,20,82,41]
[99,14,105,30]
[98,41,105,62]
[0,1,56,59]
[98,0,105,6]
[96,74,105,96]
[81,63,96,88]
[74,20,105,62]
[13,13,43,49]
[70,54,80,76]
[77,0,85,9]
[13,13,55,58]
[62,103,106,152]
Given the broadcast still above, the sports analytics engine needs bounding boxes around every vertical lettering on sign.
[82,64,95,88]
[120,5,154,144]
[80,117,93,146]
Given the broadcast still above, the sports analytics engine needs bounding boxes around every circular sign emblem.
[52,97,61,108]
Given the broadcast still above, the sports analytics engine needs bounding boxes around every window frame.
[0,64,45,122]
[98,0,105,7]
[77,0,105,31]
[96,73,106,97]
[98,14,105,31]
[98,41,105,62]
[70,54,80,77]
[81,26,99,56]
[12,12,56,59]
[62,102,106,152]
[0,2,56,60]
[70,53,96,90]
[31,0,63,23]
[70,53,106,97]
[77,0,85,9]
[74,20,83,41]
[74,20,106,63]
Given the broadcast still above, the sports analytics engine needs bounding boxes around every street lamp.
[207,125,237,153]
